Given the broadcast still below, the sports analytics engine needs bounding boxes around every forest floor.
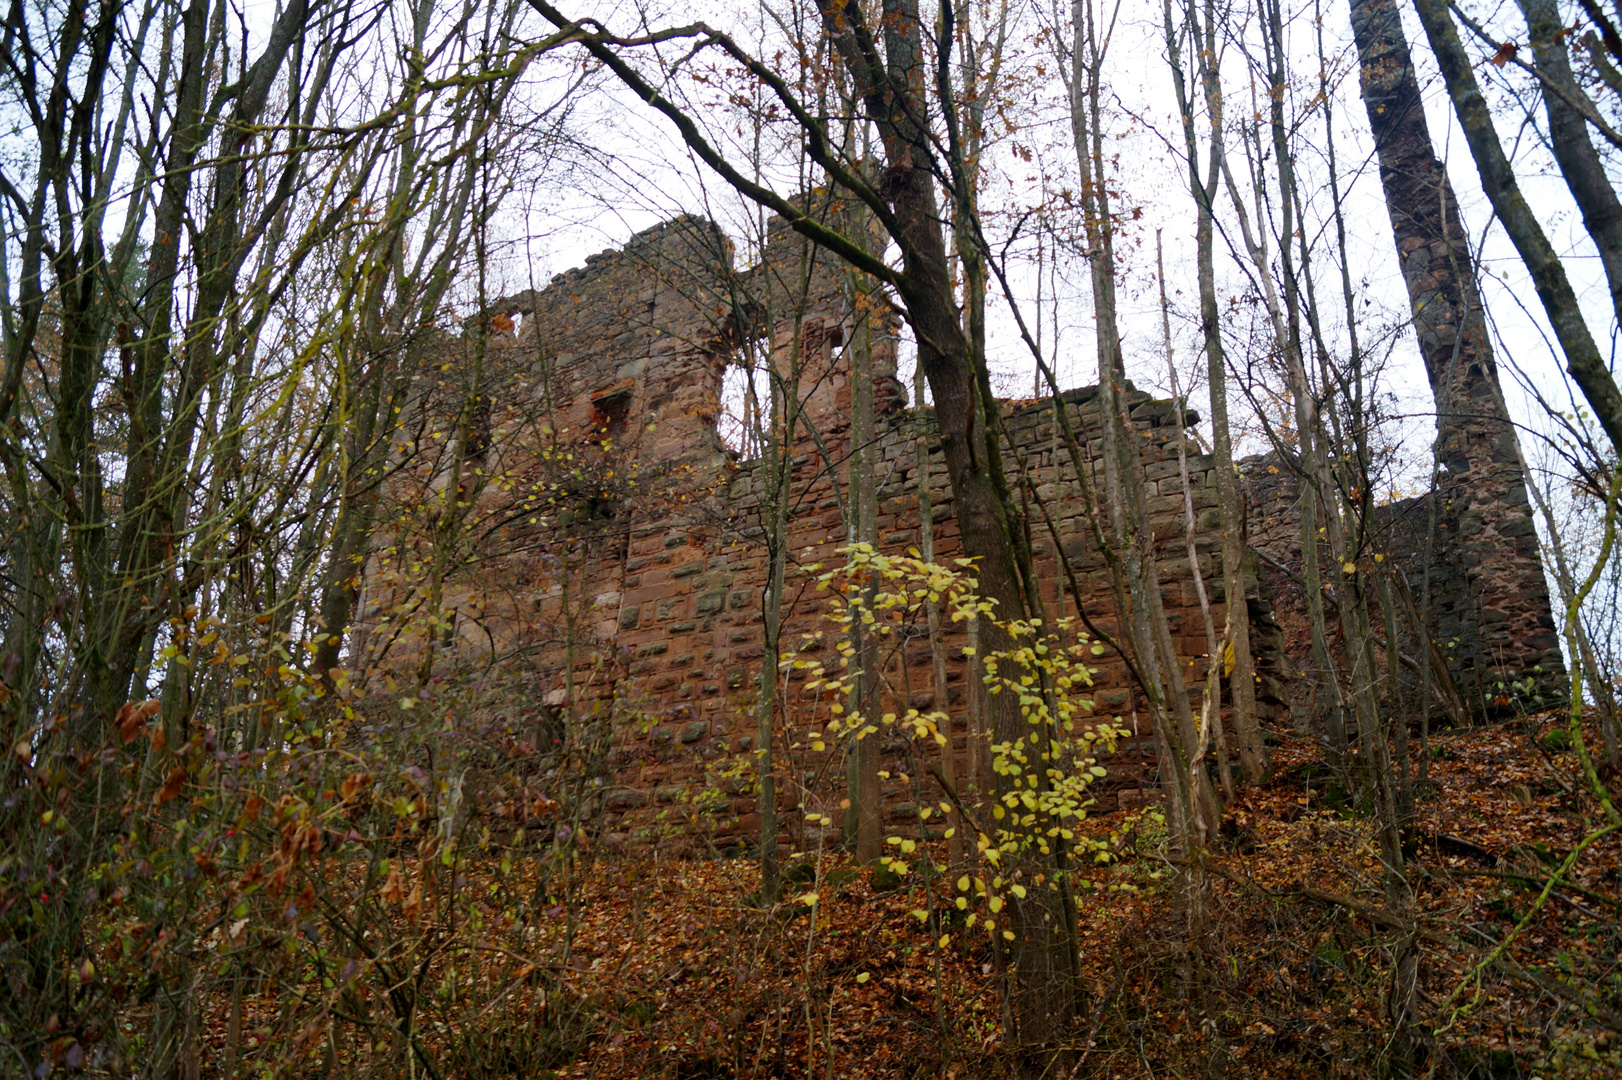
[521,711,1621,1079]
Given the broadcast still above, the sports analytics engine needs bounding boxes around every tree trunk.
[525,0,1079,1056]
[1181,0,1269,784]
[1353,0,1565,710]
[846,233,883,863]
[1407,0,1622,449]
[1521,0,1622,326]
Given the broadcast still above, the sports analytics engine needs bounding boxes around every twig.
[925,761,994,839]
[1073,972,1120,1072]
[1435,823,1619,1033]
[1172,854,1622,1032]
[1424,866,1619,917]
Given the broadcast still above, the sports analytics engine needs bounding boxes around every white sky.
[57,0,1611,501]
[487,0,1617,511]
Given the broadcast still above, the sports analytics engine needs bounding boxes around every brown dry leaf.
[115,699,160,744]
[340,771,370,803]
[113,702,138,743]
[402,883,422,922]
[381,865,405,906]
[153,766,186,805]
[1489,41,1519,66]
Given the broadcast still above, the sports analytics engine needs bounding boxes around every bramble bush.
[1,613,617,1079]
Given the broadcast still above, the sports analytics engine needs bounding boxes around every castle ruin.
[357,212,1565,848]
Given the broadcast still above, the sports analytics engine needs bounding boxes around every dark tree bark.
[1521,0,1622,324]
[1408,0,1622,458]
[1350,0,1565,709]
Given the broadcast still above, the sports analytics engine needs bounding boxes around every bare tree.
[525,0,1094,1058]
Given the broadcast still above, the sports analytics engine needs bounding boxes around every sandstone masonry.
[362,212,1562,850]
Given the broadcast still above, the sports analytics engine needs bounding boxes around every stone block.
[606,789,646,810]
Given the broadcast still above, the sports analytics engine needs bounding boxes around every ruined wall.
[528,380,1279,848]
[362,209,1559,855]
[355,215,1300,850]
[1244,446,1566,720]
[1343,0,1565,715]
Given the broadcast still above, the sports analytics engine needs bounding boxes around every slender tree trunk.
[915,371,963,862]
[1183,0,1269,785]
[755,324,793,902]
[1161,232,1234,801]
[847,261,882,863]
[1408,0,1622,454]
[1521,0,1622,326]
[529,0,1080,1056]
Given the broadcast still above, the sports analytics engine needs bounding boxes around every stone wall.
[359,215,1285,848]
[359,210,1557,852]
[1243,447,1565,720]
[1344,0,1566,715]
[525,377,1276,847]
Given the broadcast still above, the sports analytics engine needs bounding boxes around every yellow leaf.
[795,891,819,907]
[855,972,870,984]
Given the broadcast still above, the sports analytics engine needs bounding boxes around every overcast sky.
[73,0,1616,503]
[477,0,1616,514]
